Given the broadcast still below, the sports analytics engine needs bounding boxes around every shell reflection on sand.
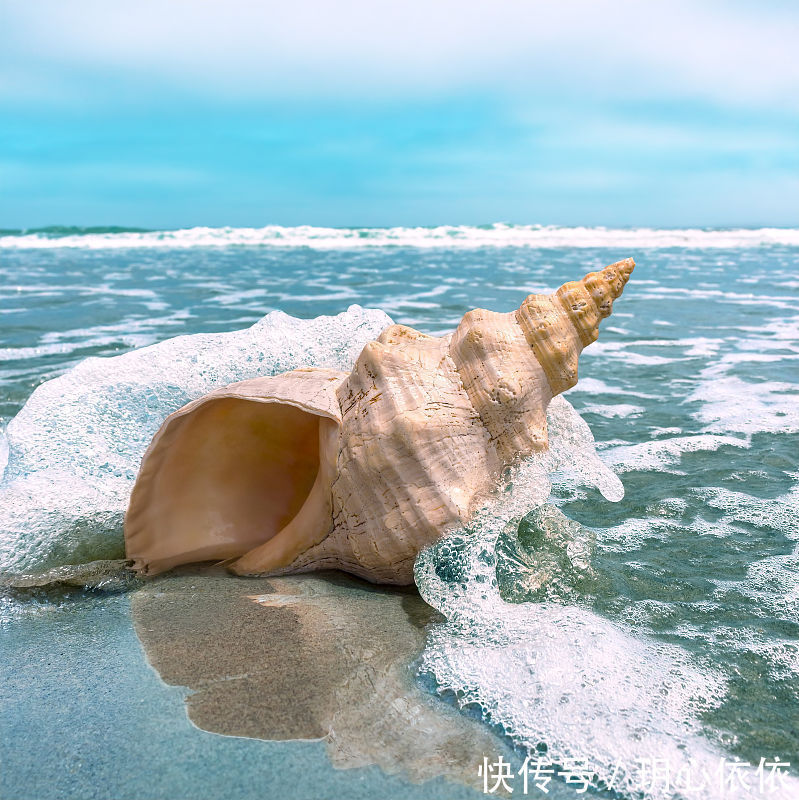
[130,567,516,788]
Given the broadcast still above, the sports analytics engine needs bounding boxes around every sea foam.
[1,224,798,250]
[413,405,799,800]
[0,306,391,573]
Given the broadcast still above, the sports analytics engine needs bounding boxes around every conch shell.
[125,258,634,584]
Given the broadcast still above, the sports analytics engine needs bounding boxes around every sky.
[1,0,798,229]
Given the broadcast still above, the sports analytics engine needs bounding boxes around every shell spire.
[516,257,634,395]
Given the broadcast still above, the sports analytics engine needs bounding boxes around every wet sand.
[130,566,516,788]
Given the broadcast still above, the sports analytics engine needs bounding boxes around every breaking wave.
[2,224,799,250]
[0,306,391,572]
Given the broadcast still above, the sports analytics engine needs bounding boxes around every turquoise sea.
[1,225,798,800]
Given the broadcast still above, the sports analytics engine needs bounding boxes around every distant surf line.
[2,224,799,250]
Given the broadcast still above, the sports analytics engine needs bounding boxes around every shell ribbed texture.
[258,258,634,583]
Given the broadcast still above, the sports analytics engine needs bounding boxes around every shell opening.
[125,397,328,575]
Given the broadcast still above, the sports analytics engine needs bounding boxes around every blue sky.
[1,0,798,228]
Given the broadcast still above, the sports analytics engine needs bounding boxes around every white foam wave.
[411,404,769,800]
[688,376,799,436]
[0,305,392,573]
[0,429,7,480]
[581,340,686,366]
[565,377,658,399]
[739,549,799,623]
[695,487,799,540]
[633,286,798,309]
[2,224,798,250]
[594,515,683,552]
[584,337,734,366]
[602,434,749,474]
[703,481,799,624]
[579,403,645,419]
[0,335,158,362]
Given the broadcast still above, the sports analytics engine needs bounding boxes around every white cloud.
[2,0,798,107]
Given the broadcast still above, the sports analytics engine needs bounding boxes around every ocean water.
[1,225,798,799]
